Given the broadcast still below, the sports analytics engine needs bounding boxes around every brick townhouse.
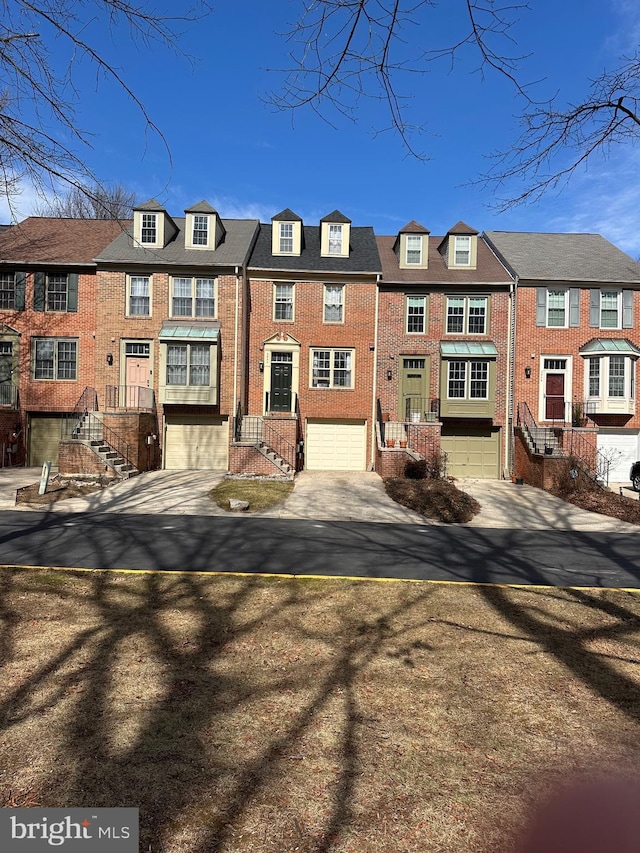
[93,199,259,471]
[236,209,381,474]
[485,231,640,483]
[0,217,123,466]
[376,222,514,478]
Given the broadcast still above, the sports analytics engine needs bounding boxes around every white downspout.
[505,275,518,476]
[233,265,240,419]
[370,275,381,470]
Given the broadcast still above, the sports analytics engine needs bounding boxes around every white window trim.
[546,289,569,329]
[323,284,345,324]
[599,289,622,330]
[586,354,635,401]
[405,235,422,266]
[165,342,212,387]
[453,235,471,266]
[273,282,295,322]
[446,359,489,400]
[140,213,158,246]
[406,295,427,334]
[445,296,488,335]
[539,354,572,423]
[279,223,294,254]
[310,347,355,389]
[328,224,343,255]
[169,276,216,319]
[45,272,69,312]
[127,274,152,318]
[192,215,209,247]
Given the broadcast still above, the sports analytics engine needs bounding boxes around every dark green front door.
[271,361,293,412]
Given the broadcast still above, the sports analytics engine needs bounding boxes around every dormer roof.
[399,220,430,234]
[446,221,478,236]
[185,200,217,214]
[272,208,303,222]
[134,198,165,212]
[320,210,352,224]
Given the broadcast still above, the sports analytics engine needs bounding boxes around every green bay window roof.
[580,338,640,356]
[440,342,499,357]
[159,323,220,340]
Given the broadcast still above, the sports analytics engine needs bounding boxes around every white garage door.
[596,430,639,483]
[164,414,229,470]
[441,427,501,479]
[306,419,367,471]
[29,414,63,466]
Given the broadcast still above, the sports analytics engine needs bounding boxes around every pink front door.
[545,373,565,420]
[125,357,150,407]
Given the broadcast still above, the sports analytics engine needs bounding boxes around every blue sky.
[3,0,640,256]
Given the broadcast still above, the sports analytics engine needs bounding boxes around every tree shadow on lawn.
[0,568,443,852]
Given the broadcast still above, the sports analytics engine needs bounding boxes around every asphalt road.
[1,510,639,588]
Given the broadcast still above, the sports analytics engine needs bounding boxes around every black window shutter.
[34,272,45,311]
[67,273,78,312]
[14,271,26,310]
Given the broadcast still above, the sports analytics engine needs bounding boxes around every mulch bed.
[562,488,640,525]
[384,477,480,523]
[15,475,112,506]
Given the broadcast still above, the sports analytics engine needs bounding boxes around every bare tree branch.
[0,0,208,217]
[479,53,640,209]
[33,182,136,218]
[265,0,531,159]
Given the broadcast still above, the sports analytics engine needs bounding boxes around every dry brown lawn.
[2,569,640,852]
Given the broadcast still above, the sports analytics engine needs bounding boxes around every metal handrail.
[263,419,296,471]
[62,412,135,473]
[105,385,155,411]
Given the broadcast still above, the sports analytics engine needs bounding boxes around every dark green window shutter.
[569,289,580,327]
[622,290,633,328]
[34,271,45,311]
[67,273,78,312]
[536,288,546,326]
[589,289,599,327]
[14,271,26,310]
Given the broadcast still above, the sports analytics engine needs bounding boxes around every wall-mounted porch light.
[106,353,114,366]
[524,366,532,379]
[259,360,264,373]
[386,369,393,381]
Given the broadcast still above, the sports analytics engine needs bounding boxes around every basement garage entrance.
[305,419,367,471]
[164,413,229,470]
[596,430,639,483]
[28,413,64,466]
[441,425,500,479]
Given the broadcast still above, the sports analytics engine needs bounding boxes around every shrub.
[404,451,447,480]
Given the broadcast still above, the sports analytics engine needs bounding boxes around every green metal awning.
[440,342,499,357]
[580,338,640,355]
[159,323,220,340]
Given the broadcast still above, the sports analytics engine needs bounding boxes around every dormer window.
[454,236,471,266]
[328,225,343,255]
[279,223,294,253]
[192,215,209,246]
[141,214,157,245]
[406,235,422,265]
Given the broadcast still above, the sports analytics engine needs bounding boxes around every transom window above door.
[125,342,150,356]
[171,277,215,318]
[543,359,567,370]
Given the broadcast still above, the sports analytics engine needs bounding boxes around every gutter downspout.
[233,265,240,421]
[506,274,518,476]
[370,275,381,470]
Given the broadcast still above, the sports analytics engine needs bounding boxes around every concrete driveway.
[0,467,638,531]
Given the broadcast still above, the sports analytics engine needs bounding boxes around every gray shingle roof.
[134,198,164,211]
[96,218,259,267]
[484,231,640,283]
[185,201,217,214]
[249,224,381,274]
[272,209,302,221]
[320,210,351,223]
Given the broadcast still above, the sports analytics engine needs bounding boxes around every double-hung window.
[171,277,215,318]
[600,290,621,328]
[328,225,343,254]
[324,284,344,323]
[33,338,77,380]
[447,360,488,399]
[0,341,12,405]
[546,290,568,327]
[274,284,294,320]
[46,273,68,311]
[192,216,209,246]
[406,235,422,265]
[166,344,210,386]
[609,355,625,397]
[311,348,353,388]
[446,296,487,334]
[128,276,151,316]
[279,223,294,253]
[454,236,471,265]
[0,273,15,309]
[141,214,157,245]
[406,296,426,333]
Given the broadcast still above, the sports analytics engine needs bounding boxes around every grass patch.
[209,478,294,511]
[385,477,481,523]
[2,568,640,852]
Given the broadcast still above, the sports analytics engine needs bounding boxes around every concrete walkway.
[1,466,638,532]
